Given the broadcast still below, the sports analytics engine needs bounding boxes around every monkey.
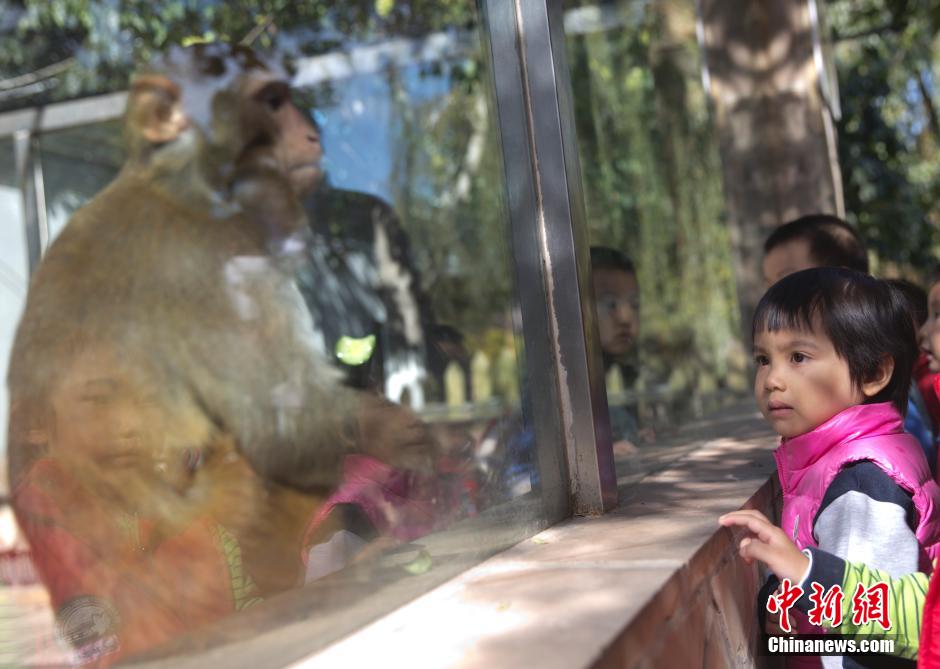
[6,43,439,664]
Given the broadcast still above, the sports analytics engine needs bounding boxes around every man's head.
[762,214,868,286]
[590,246,639,358]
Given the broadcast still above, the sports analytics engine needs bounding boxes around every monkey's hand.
[355,394,438,476]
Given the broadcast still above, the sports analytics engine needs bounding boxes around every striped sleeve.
[798,547,928,660]
[217,525,265,611]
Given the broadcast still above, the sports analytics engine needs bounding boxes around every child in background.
[590,246,647,456]
[11,347,262,666]
[886,278,936,472]
[751,268,940,669]
[918,267,940,438]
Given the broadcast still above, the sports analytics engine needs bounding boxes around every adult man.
[762,214,868,286]
[291,118,433,402]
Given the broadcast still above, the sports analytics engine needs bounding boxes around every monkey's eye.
[257,83,290,112]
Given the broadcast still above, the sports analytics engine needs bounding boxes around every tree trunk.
[699,0,844,335]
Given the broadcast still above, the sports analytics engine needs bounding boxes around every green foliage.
[828,0,940,271]
[0,0,474,109]
[566,1,741,393]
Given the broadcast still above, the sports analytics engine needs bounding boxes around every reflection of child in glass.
[12,348,260,666]
[745,268,940,668]
[590,246,649,456]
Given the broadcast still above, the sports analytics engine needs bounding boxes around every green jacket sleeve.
[796,547,928,660]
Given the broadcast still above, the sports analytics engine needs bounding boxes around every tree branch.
[0,57,75,91]
[833,21,904,43]
[916,68,940,144]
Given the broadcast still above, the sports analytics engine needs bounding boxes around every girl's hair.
[752,267,916,413]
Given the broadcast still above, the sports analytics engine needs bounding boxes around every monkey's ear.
[128,75,190,144]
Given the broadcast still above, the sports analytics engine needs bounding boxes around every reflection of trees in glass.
[386,56,512,341]
[1,0,520,398]
[0,1,479,110]
[827,0,940,272]
[566,1,743,400]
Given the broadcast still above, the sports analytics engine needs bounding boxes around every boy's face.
[49,350,146,465]
[593,268,639,358]
[763,238,815,286]
[920,282,940,372]
[753,324,865,438]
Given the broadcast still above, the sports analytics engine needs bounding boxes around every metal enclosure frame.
[480,0,617,514]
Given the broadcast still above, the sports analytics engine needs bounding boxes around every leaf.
[376,0,394,19]
[402,548,432,575]
[335,334,377,365]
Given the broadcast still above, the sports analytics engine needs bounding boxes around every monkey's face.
[136,44,323,203]
[246,78,324,198]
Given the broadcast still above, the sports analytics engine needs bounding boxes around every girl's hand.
[719,509,809,583]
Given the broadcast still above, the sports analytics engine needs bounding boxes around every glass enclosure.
[562,0,748,482]
[0,0,766,666]
[0,137,27,484]
[0,2,561,665]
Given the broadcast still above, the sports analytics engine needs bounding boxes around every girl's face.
[920,281,940,373]
[753,325,865,438]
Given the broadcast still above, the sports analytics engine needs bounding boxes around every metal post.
[480,0,617,515]
[13,129,49,274]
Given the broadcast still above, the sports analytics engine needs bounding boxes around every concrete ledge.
[295,409,779,669]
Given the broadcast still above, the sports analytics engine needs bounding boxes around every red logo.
[807,583,844,627]
[766,579,803,633]
[851,582,891,631]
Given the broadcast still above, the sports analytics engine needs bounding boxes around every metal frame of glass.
[480,0,616,515]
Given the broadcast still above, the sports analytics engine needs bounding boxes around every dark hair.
[885,278,928,329]
[752,267,915,413]
[926,263,940,290]
[763,214,868,274]
[590,246,635,275]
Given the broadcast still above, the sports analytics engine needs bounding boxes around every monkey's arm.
[181,254,361,493]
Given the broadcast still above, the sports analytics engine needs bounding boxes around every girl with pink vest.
[752,267,940,669]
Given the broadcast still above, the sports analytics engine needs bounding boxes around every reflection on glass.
[0,4,550,665]
[0,138,28,450]
[564,1,748,472]
[40,122,124,241]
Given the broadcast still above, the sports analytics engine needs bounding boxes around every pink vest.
[301,454,441,566]
[776,402,940,570]
[774,403,940,669]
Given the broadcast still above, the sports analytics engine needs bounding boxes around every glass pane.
[0,4,556,664]
[40,121,124,241]
[563,1,748,481]
[0,138,28,449]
